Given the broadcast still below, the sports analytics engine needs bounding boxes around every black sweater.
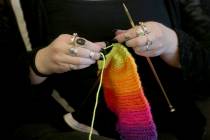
[3,0,210,139]
[0,0,31,137]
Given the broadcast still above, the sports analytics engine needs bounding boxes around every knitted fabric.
[98,44,157,140]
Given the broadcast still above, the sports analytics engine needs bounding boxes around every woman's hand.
[35,34,105,75]
[114,21,180,68]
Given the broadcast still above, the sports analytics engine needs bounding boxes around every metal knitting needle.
[122,3,175,112]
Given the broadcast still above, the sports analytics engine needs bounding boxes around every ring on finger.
[69,47,78,56]
[70,33,78,45]
[139,22,150,35]
[135,26,145,37]
[69,64,77,71]
[145,36,152,51]
[76,38,86,46]
[89,51,95,59]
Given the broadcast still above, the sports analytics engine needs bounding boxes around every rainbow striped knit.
[98,44,157,140]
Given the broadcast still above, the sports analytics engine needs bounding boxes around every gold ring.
[70,33,78,45]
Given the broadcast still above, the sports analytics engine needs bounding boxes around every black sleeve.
[176,29,210,85]
[174,0,210,85]
[20,0,48,47]
[0,0,30,85]
[179,0,210,44]
[0,0,33,136]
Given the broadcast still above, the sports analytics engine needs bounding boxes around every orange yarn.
[98,44,157,140]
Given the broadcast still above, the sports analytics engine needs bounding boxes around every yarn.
[98,43,157,140]
[89,53,106,140]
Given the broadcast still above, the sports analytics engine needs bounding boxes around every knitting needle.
[122,3,175,112]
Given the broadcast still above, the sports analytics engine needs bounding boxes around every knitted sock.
[98,44,157,140]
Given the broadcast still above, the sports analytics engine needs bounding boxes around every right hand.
[35,34,105,75]
[114,21,180,67]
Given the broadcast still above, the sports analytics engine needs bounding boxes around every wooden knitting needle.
[122,3,175,112]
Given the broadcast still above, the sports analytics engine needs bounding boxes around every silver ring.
[145,37,152,51]
[69,64,76,71]
[135,26,145,36]
[69,47,78,56]
[89,51,95,59]
[139,22,150,35]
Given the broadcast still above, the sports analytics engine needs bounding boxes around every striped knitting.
[98,44,157,140]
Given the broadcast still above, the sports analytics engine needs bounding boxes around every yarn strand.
[88,53,106,140]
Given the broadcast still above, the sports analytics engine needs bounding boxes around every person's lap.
[13,123,114,140]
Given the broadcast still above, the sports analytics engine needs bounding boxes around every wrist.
[161,30,181,68]
[29,48,49,77]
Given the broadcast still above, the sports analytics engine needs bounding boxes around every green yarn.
[98,43,132,70]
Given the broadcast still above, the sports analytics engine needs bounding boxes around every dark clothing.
[0,1,56,138]
[180,0,210,41]
[179,0,210,98]
[16,0,210,139]
[0,1,115,140]
[13,124,114,140]
[201,0,210,16]
[0,0,31,138]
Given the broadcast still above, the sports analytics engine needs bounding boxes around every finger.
[134,46,163,57]
[61,54,96,65]
[135,42,163,55]
[56,63,90,72]
[95,42,106,49]
[85,41,104,52]
[125,36,147,48]
[55,63,72,73]
[133,42,156,53]
[114,27,141,43]
[114,29,126,35]
[62,42,102,60]
[67,47,101,60]
[68,64,91,71]
[58,34,77,44]
[76,64,92,69]
[127,33,155,53]
[73,37,103,52]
